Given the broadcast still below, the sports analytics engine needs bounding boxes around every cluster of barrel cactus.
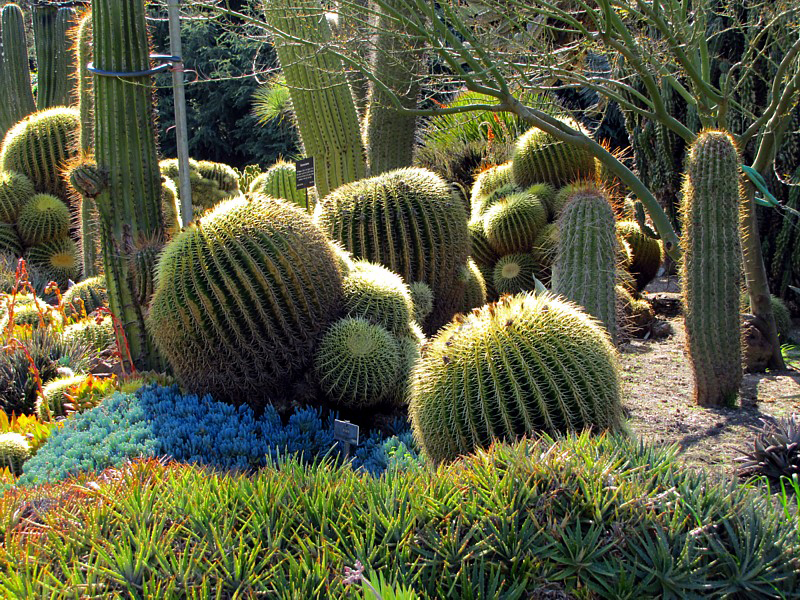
[159,158,241,219]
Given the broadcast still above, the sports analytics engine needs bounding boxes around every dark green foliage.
[771,295,791,341]
[680,131,742,407]
[149,5,298,169]
[0,171,35,223]
[409,293,623,464]
[0,107,80,199]
[314,167,470,333]
[147,195,344,410]
[0,328,91,416]
[736,414,800,485]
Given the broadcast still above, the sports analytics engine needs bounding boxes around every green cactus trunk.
[92,0,164,371]
[680,131,742,407]
[76,11,93,152]
[363,0,420,175]
[263,0,365,198]
[33,6,76,110]
[552,188,618,337]
[0,4,36,134]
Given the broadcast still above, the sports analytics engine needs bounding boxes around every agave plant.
[736,414,800,484]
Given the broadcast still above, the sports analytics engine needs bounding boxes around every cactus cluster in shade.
[680,130,742,408]
[159,158,241,216]
[616,220,663,291]
[314,167,471,333]
[409,293,623,464]
[248,160,308,209]
[148,195,345,411]
[552,186,618,336]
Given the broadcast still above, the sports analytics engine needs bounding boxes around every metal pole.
[167,0,193,226]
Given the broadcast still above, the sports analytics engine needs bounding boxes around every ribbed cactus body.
[680,131,742,407]
[0,171,35,223]
[62,275,107,316]
[0,4,36,134]
[16,193,70,245]
[527,183,556,219]
[530,223,559,277]
[314,167,470,332]
[38,374,85,420]
[147,195,344,409]
[196,160,239,194]
[483,191,548,255]
[161,178,181,238]
[0,432,30,475]
[409,281,434,323]
[616,220,662,291]
[62,315,114,351]
[460,258,487,312]
[493,253,537,296]
[92,0,165,370]
[468,217,500,268]
[128,237,161,307]
[470,162,513,218]
[512,118,596,188]
[552,189,618,336]
[76,11,93,152]
[248,160,307,208]
[363,0,420,174]
[343,261,414,335]
[33,6,76,109]
[0,223,22,256]
[314,317,401,408]
[25,237,79,285]
[409,293,623,464]
[264,0,365,197]
[472,181,517,221]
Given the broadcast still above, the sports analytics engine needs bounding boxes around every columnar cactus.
[263,0,366,197]
[92,0,165,370]
[147,195,344,410]
[512,118,596,188]
[552,187,618,336]
[409,293,623,464]
[0,4,36,135]
[680,130,742,407]
[33,5,76,109]
[0,107,81,199]
[76,11,93,152]
[249,160,307,208]
[363,0,421,174]
[313,167,470,332]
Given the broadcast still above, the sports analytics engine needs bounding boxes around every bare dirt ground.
[619,278,800,476]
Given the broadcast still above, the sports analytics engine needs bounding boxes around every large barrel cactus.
[482,190,548,255]
[511,118,596,188]
[680,131,742,407]
[0,107,81,199]
[148,195,344,410]
[248,160,307,208]
[314,167,470,332]
[16,193,70,245]
[552,187,618,336]
[409,293,623,464]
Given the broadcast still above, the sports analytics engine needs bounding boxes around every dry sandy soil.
[620,277,800,476]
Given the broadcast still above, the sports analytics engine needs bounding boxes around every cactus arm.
[34,6,77,110]
[1,4,36,128]
[92,0,164,371]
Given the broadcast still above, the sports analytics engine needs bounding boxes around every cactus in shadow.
[33,5,76,109]
[0,4,36,136]
[552,186,618,336]
[91,0,165,371]
[409,293,623,464]
[147,195,344,410]
[493,253,538,296]
[249,160,307,208]
[680,130,742,407]
[25,237,79,285]
[616,220,662,291]
[314,167,470,333]
[460,258,487,312]
[363,0,421,175]
[263,0,365,197]
[0,107,81,199]
[0,223,23,256]
[0,171,35,223]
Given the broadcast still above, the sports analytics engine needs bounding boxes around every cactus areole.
[91,0,165,371]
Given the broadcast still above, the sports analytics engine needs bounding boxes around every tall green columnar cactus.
[681,131,742,407]
[0,4,36,134]
[76,11,93,152]
[363,0,421,175]
[263,0,365,198]
[552,187,618,337]
[91,0,164,371]
[33,6,77,110]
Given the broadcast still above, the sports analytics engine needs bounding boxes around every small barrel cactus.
[616,220,662,291]
[15,193,70,245]
[527,183,557,219]
[470,162,513,217]
[680,130,742,407]
[314,167,470,332]
[62,315,115,352]
[0,432,31,475]
[409,293,623,464]
[530,223,559,278]
[248,160,307,209]
[342,260,415,335]
[314,316,401,408]
[511,118,597,188]
[196,160,240,194]
[25,237,79,285]
[552,187,618,336]
[472,182,518,220]
[147,195,344,410]
[62,275,108,316]
[493,253,538,296]
[37,374,86,419]
[409,281,434,324]
[0,107,81,198]
[460,258,487,312]
[482,190,548,255]
[0,171,36,223]
[468,217,500,269]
